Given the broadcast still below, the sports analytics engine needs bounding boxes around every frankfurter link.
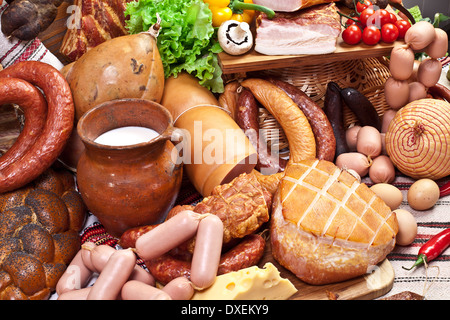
[0,78,47,171]
[121,280,171,300]
[135,210,206,261]
[268,78,336,162]
[0,61,74,193]
[87,248,136,300]
[162,277,195,300]
[145,234,266,285]
[57,287,91,300]
[55,247,94,296]
[190,214,224,290]
[87,244,155,286]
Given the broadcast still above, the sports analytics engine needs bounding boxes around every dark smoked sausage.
[323,82,349,160]
[145,234,266,285]
[268,79,336,162]
[0,61,74,193]
[236,88,287,174]
[0,77,47,170]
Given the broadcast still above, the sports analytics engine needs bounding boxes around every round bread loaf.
[0,168,86,300]
[270,159,398,285]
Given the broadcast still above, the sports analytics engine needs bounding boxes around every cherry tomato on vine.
[342,24,363,45]
[395,19,412,39]
[366,9,391,28]
[356,0,372,14]
[359,7,375,26]
[381,23,399,43]
[389,12,398,24]
[362,25,381,45]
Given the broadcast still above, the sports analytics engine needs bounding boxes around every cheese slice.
[191,263,297,300]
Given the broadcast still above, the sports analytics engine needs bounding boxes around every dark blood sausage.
[340,87,382,131]
[0,61,74,193]
[145,234,266,285]
[323,82,349,160]
[268,78,336,162]
[236,88,287,173]
[428,83,450,101]
[0,77,47,170]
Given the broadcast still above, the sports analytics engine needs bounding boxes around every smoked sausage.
[236,88,287,174]
[323,82,349,159]
[268,79,336,162]
[340,87,382,131]
[0,61,74,193]
[0,78,47,171]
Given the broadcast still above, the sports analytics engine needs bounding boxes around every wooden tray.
[37,3,395,300]
[219,37,401,75]
[260,240,394,300]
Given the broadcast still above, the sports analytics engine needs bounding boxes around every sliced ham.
[253,0,338,12]
[254,3,341,56]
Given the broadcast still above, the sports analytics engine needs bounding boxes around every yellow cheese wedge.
[191,263,297,300]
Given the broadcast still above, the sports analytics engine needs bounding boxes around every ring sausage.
[268,79,336,162]
[236,88,287,173]
[145,233,266,285]
[0,61,74,193]
[0,78,47,170]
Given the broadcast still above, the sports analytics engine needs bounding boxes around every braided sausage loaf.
[0,168,87,300]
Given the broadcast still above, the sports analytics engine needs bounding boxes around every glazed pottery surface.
[76,98,182,237]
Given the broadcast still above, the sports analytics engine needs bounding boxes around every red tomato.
[366,9,391,28]
[356,0,372,14]
[381,23,399,43]
[362,25,381,45]
[342,25,362,45]
[359,7,375,26]
[389,12,398,24]
[395,19,412,39]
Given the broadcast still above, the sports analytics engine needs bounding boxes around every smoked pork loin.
[254,3,341,55]
[270,159,398,285]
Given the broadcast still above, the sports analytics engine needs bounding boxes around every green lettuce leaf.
[125,0,224,93]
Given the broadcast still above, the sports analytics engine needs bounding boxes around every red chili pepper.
[403,228,450,270]
[440,181,450,198]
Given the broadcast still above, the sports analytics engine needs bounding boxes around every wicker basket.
[250,57,392,152]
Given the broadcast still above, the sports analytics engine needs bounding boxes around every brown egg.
[394,209,417,246]
[407,179,440,211]
[371,183,403,210]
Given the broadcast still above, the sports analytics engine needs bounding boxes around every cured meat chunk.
[254,3,341,55]
[60,0,133,61]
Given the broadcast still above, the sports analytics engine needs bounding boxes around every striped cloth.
[368,175,450,300]
[0,2,63,70]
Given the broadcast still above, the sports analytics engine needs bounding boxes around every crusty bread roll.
[270,159,398,285]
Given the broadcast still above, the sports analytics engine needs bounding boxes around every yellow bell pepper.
[204,0,275,28]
